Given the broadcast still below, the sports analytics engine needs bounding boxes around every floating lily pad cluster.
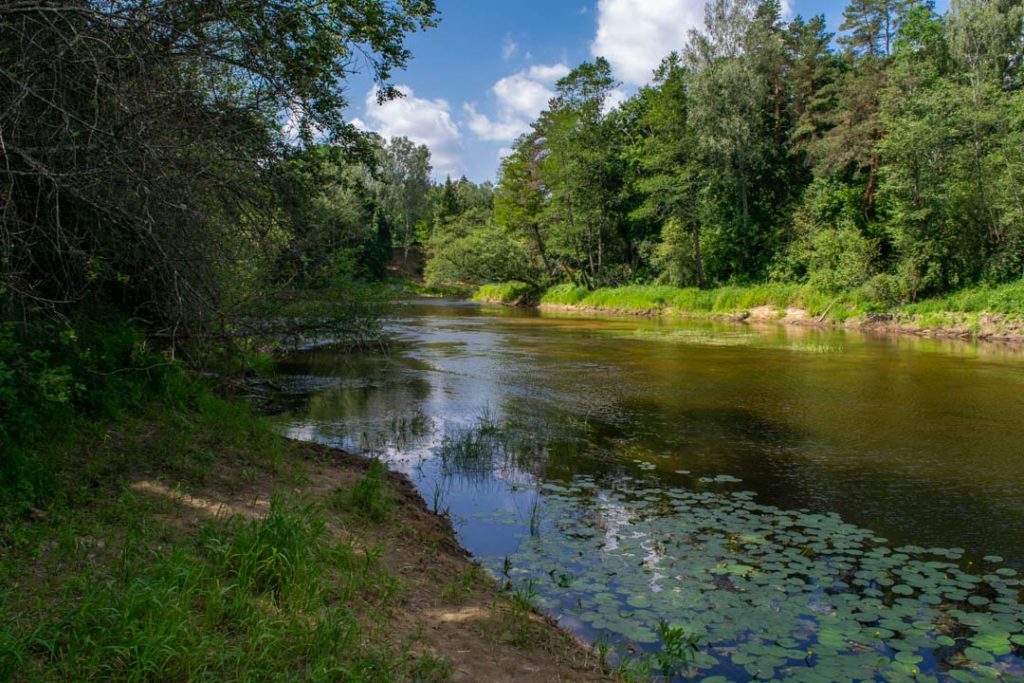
[498,476,1024,682]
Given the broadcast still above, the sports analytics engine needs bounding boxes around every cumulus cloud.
[591,0,703,85]
[352,86,463,178]
[592,0,795,85]
[464,63,570,142]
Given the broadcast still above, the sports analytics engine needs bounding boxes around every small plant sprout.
[655,620,700,680]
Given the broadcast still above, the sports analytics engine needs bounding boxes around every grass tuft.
[340,458,393,523]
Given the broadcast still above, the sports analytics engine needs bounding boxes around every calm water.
[275,300,1024,681]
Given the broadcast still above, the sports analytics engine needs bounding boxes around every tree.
[536,58,625,287]
[494,134,553,280]
[630,55,706,287]
[376,137,433,262]
[785,15,841,162]
[684,0,793,281]
[0,0,437,333]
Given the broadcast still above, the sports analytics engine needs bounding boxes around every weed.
[346,458,393,522]
[441,564,483,602]
[510,579,538,616]
[655,619,700,680]
[406,651,455,681]
[431,483,451,518]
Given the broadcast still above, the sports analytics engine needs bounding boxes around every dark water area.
[274,300,1024,681]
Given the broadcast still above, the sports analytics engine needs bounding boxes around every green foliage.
[1,1,438,331]
[271,145,392,285]
[652,219,702,287]
[208,498,328,604]
[539,284,589,306]
[655,620,701,679]
[539,283,843,317]
[0,316,189,516]
[424,209,540,287]
[471,282,539,305]
[904,281,1024,315]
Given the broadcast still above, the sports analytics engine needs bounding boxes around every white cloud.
[591,0,703,85]
[525,64,571,82]
[463,63,570,143]
[603,87,629,114]
[352,86,463,178]
[502,35,519,60]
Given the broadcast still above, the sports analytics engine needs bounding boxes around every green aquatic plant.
[655,620,700,680]
[495,475,1024,682]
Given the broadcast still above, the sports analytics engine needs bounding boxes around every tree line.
[426,0,1024,304]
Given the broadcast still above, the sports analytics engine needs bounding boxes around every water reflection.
[274,300,1024,680]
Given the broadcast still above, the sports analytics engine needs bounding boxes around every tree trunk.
[530,222,552,277]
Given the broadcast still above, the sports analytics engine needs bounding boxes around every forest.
[423,0,1024,308]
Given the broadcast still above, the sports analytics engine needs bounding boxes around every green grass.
[394,279,474,299]
[540,283,860,320]
[536,280,1024,324]
[335,458,393,523]
[0,393,446,682]
[471,282,538,305]
[904,281,1024,315]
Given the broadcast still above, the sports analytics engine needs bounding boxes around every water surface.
[276,301,1024,681]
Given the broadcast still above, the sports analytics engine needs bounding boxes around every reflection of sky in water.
[274,301,1024,681]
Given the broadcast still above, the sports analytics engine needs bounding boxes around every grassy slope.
[514,282,1024,339]
[0,393,605,682]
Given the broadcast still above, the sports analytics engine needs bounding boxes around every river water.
[275,300,1024,681]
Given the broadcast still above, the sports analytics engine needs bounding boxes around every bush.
[0,316,184,515]
[471,282,537,305]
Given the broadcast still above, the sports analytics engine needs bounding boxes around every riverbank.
[0,393,607,682]
[471,281,1024,342]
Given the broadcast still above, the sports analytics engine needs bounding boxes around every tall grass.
[8,496,415,681]
[0,385,446,682]
[904,281,1024,315]
[335,458,393,523]
[471,282,537,305]
[538,280,1024,321]
[540,283,854,319]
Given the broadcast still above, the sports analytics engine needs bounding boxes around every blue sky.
[348,0,949,182]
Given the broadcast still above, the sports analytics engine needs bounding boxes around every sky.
[348,0,949,182]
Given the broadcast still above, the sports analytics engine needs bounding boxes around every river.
[275,300,1024,681]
